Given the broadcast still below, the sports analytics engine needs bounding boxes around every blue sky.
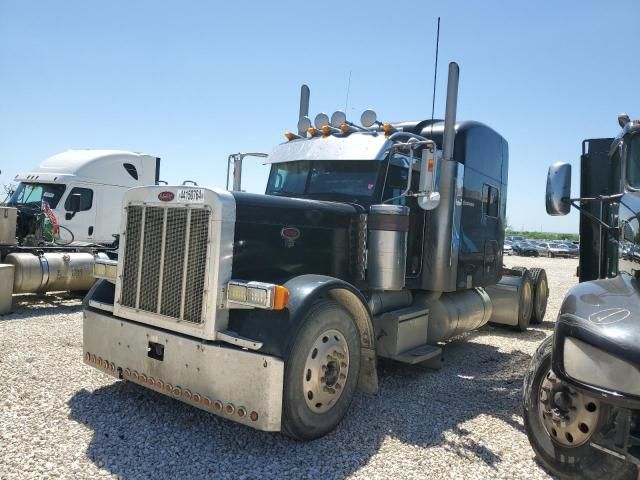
[0,1,638,232]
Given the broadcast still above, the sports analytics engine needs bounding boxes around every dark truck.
[523,114,640,479]
[83,63,547,440]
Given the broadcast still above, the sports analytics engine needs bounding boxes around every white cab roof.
[14,149,157,184]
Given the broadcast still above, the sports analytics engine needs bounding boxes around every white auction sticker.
[177,188,204,203]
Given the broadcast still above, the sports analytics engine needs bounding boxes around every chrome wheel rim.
[538,369,600,447]
[303,329,349,414]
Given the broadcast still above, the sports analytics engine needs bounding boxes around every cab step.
[382,344,442,366]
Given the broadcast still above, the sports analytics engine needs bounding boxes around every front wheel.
[522,336,636,479]
[281,299,361,440]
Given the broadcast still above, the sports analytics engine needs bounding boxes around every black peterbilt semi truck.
[523,116,640,479]
[83,63,546,440]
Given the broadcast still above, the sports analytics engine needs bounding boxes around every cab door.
[57,184,97,243]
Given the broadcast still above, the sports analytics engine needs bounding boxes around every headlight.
[93,257,118,283]
[564,337,640,396]
[226,280,289,310]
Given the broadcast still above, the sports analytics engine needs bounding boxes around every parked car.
[513,241,541,257]
[538,242,573,258]
[503,243,513,255]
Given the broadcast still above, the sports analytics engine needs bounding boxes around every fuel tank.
[231,193,365,284]
[5,252,100,293]
[413,288,493,344]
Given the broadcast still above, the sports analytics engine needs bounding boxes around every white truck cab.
[8,149,160,245]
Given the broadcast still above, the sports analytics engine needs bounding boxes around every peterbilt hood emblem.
[281,227,300,247]
[158,191,175,202]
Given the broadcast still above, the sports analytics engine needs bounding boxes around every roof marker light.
[284,131,301,141]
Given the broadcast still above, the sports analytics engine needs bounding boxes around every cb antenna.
[430,17,441,136]
[344,70,352,113]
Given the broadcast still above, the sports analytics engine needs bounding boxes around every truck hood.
[230,192,365,284]
[557,273,640,366]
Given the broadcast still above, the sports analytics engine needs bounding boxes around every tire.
[281,299,361,440]
[516,269,534,331]
[529,268,548,324]
[522,337,636,480]
[547,252,553,258]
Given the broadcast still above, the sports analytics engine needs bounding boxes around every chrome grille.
[120,204,211,323]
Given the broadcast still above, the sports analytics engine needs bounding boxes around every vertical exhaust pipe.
[422,61,462,292]
[298,85,310,136]
[442,62,459,162]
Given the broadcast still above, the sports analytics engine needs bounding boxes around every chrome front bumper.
[83,308,284,432]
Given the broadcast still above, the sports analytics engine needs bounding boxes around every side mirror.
[417,148,441,210]
[66,193,82,220]
[546,162,571,216]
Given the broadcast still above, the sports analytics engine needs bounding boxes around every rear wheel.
[516,269,534,331]
[548,252,553,258]
[529,268,548,324]
[523,336,636,479]
[281,299,361,440]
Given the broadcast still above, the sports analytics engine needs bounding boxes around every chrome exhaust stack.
[422,62,463,292]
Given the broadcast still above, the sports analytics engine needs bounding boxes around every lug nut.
[335,383,342,390]
[339,373,346,380]
[341,362,347,368]
[320,377,325,383]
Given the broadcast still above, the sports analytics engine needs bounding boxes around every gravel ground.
[0,256,577,480]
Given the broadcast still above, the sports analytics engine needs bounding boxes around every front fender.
[552,273,640,406]
[227,274,378,394]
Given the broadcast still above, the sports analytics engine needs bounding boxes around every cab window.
[65,187,93,211]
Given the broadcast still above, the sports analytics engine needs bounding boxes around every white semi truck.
[1,149,160,294]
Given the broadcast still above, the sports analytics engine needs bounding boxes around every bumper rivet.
[203,397,212,408]
[237,407,247,418]
[225,404,235,415]
[250,411,259,422]
[213,400,223,411]
[173,386,182,397]
[192,393,201,405]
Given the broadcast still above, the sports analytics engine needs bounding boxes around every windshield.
[265,160,385,202]
[7,182,66,208]
[626,134,640,189]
